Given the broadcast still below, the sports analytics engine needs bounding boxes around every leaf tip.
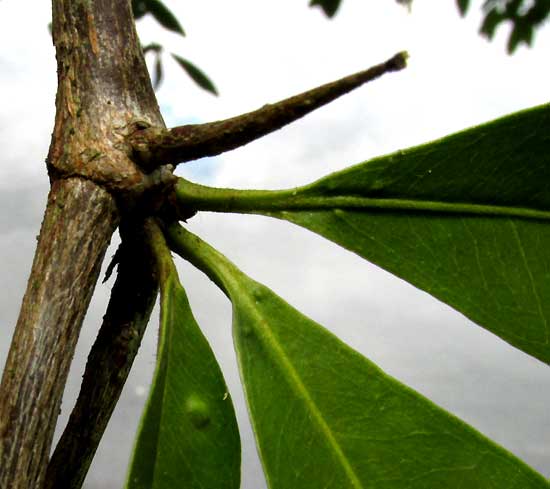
[309,0,341,18]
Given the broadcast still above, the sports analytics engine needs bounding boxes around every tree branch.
[0,1,167,487]
[44,219,159,489]
[0,179,119,489]
[128,51,408,168]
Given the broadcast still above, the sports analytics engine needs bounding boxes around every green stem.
[145,219,178,283]
[175,177,550,221]
[165,223,242,299]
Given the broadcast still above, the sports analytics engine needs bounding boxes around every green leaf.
[480,9,504,40]
[125,229,240,489]
[167,224,549,489]
[309,0,342,18]
[142,42,163,55]
[171,54,218,96]
[153,52,163,90]
[132,0,148,19]
[457,0,470,16]
[507,22,534,53]
[145,0,185,36]
[175,104,550,365]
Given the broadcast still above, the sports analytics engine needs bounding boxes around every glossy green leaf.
[125,230,240,489]
[167,224,549,489]
[145,0,185,36]
[309,0,342,18]
[171,54,218,96]
[175,104,550,365]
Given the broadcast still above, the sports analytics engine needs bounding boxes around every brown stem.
[0,1,166,487]
[44,219,159,489]
[128,51,408,168]
[0,178,119,489]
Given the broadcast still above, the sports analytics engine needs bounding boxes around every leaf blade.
[153,52,163,90]
[175,104,550,365]
[309,0,342,17]
[457,0,470,16]
[167,224,549,489]
[171,54,218,96]
[269,105,550,364]
[145,0,185,36]
[132,0,148,19]
[125,237,240,489]
[233,279,549,489]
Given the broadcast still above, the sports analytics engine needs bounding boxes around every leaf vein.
[240,289,364,489]
[509,222,550,344]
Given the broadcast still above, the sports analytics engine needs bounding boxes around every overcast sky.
[1,1,549,488]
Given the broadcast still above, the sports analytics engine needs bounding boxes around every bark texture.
[48,0,164,191]
[0,2,408,488]
[0,1,165,487]
[128,52,408,168]
[0,178,118,489]
[44,219,159,489]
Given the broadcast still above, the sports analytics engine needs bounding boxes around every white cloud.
[1,1,549,488]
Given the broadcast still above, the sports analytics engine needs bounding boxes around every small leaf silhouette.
[457,0,470,16]
[507,22,534,53]
[145,0,185,36]
[132,0,148,19]
[480,9,504,39]
[171,54,218,96]
[153,52,163,90]
[309,0,342,17]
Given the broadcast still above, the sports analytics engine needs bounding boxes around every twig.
[128,51,408,168]
[44,219,159,489]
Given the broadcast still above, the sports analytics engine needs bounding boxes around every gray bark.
[0,1,164,487]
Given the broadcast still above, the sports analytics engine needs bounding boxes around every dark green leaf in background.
[171,54,218,96]
[175,104,550,365]
[142,42,163,55]
[153,52,163,90]
[142,43,164,90]
[145,0,186,36]
[478,0,550,53]
[126,228,240,489]
[168,224,549,489]
[309,0,342,18]
[132,0,148,19]
[457,0,470,16]
[507,21,534,53]
[480,8,505,40]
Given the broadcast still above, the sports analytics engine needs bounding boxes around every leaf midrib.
[265,195,550,221]
[237,285,364,489]
[176,178,550,221]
